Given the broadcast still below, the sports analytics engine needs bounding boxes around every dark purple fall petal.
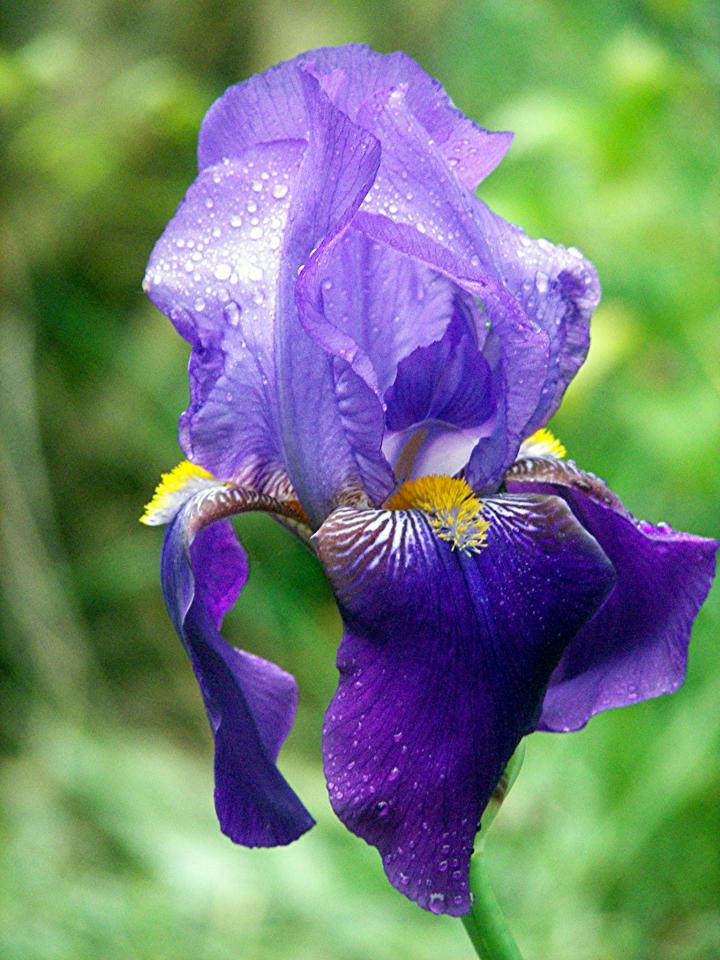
[315,495,615,914]
[162,504,314,845]
[505,458,719,731]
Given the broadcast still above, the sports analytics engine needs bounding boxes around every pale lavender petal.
[199,44,512,190]
[144,140,305,486]
[505,457,719,731]
[315,495,614,914]
[297,224,457,397]
[353,83,597,482]
[356,209,550,489]
[383,425,493,483]
[276,71,394,522]
[162,506,313,845]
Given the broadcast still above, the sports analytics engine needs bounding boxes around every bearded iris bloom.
[141,45,717,916]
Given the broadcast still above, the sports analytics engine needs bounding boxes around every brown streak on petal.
[393,427,430,487]
[506,457,625,512]
[188,485,312,536]
[332,481,373,512]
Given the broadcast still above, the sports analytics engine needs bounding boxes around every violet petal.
[315,494,614,913]
[144,140,305,487]
[382,304,496,480]
[278,70,395,521]
[162,507,314,844]
[385,306,493,433]
[297,224,458,398]
[198,44,512,190]
[505,457,719,731]
[353,82,598,485]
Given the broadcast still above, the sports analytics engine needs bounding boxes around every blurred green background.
[1,1,718,958]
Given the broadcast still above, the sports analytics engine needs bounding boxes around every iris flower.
[141,45,717,916]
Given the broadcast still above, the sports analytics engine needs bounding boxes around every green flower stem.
[461,846,524,960]
[461,743,526,960]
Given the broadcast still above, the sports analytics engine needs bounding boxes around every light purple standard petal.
[195,46,514,481]
[351,82,598,485]
[276,70,395,523]
[148,67,395,518]
[315,494,614,914]
[356,208,550,489]
[198,44,512,190]
[505,457,719,731]
[161,496,314,845]
[144,139,305,487]
[472,225,599,436]
[296,224,457,397]
[150,44,596,511]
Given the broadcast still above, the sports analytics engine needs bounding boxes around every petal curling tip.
[140,460,218,526]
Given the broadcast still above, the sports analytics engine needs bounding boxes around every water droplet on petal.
[223,302,242,327]
[214,263,232,281]
[429,893,446,914]
[272,182,289,199]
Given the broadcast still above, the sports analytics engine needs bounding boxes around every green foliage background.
[1,1,718,957]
